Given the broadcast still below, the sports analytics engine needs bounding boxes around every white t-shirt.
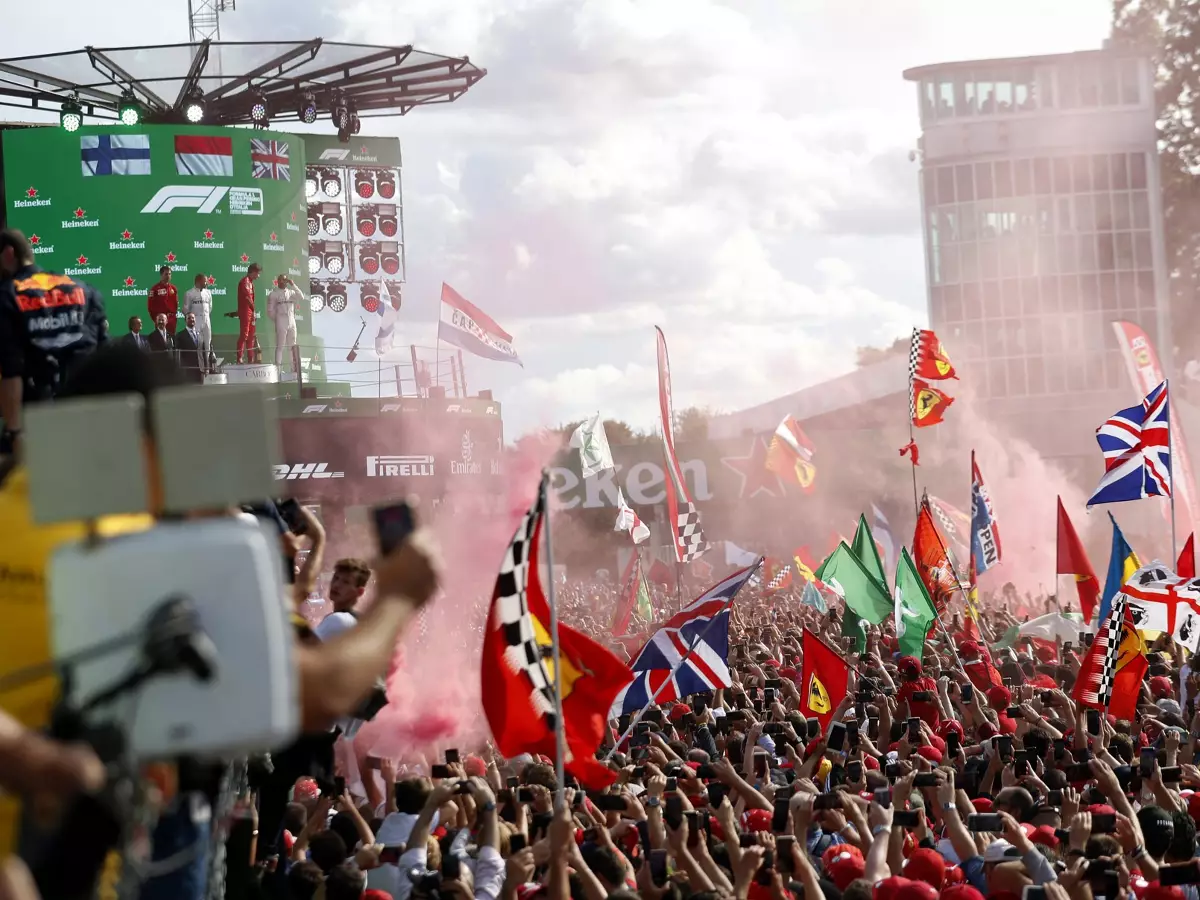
[314,610,357,641]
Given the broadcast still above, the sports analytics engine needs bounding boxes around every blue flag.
[80,134,151,176]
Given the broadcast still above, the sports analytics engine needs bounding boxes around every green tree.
[674,406,714,444]
[1112,0,1200,359]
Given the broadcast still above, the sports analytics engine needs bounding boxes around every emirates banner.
[1113,320,1199,539]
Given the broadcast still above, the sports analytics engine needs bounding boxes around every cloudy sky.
[3,1,1112,437]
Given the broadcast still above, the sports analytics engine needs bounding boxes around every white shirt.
[314,610,357,641]
[184,287,212,322]
[267,286,300,322]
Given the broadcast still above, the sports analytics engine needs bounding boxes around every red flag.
[1072,597,1146,721]
[800,629,848,730]
[647,557,676,588]
[910,328,958,380]
[913,499,959,615]
[482,487,633,789]
[911,378,954,428]
[611,554,641,636]
[1056,497,1100,623]
[1179,534,1196,579]
[899,441,920,466]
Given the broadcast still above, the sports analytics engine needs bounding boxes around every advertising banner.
[276,396,501,418]
[3,124,322,372]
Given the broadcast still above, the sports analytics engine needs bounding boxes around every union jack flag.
[1088,381,1171,506]
[612,561,760,716]
[250,139,290,181]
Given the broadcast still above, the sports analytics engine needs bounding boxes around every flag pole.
[1169,379,1177,564]
[908,419,919,519]
[604,557,764,762]
[540,470,568,810]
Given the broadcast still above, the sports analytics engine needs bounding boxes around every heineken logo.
[194,240,225,250]
[109,240,146,250]
[62,218,99,228]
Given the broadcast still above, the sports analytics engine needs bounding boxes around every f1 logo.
[141,186,229,214]
[319,149,351,161]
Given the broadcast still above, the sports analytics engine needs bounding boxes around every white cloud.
[3,0,1113,439]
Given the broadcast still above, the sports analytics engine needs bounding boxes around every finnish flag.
[81,134,151,176]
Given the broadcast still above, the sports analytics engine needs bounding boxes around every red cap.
[1034,645,1057,663]
[864,755,881,771]
[823,843,864,867]
[896,882,939,900]
[904,847,947,890]
[463,755,487,778]
[294,777,320,801]
[778,666,798,680]
[971,798,994,812]
[1029,825,1060,848]
[959,642,981,661]
[826,851,866,889]
[917,745,943,764]
[899,657,923,678]
[997,716,1019,735]
[669,703,691,722]
[743,809,772,833]
[875,876,914,900]
[987,685,1012,709]
[1150,676,1174,699]
[977,722,998,740]
[365,892,394,900]
[941,887,985,900]
[938,720,964,740]
[1187,793,1200,823]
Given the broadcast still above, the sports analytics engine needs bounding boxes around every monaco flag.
[438,284,523,366]
[175,134,233,177]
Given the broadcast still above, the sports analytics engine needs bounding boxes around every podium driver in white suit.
[266,274,302,372]
[184,273,213,371]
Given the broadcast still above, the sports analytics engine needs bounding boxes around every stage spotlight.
[327,282,348,313]
[384,280,403,308]
[322,213,343,237]
[354,170,375,199]
[324,242,346,275]
[309,280,327,313]
[356,204,377,238]
[358,241,380,276]
[298,91,318,124]
[337,99,359,143]
[375,170,397,200]
[119,89,141,126]
[183,87,205,123]
[361,283,380,314]
[320,168,342,198]
[377,204,399,238]
[307,209,320,237]
[60,96,83,132]
[308,240,326,275]
[248,87,269,124]
[305,173,319,201]
[380,241,401,276]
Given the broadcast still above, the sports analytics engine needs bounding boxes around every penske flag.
[969,452,1002,577]
[175,134,233,177]
[481,482,632,789]
[800,629,848,731]
[438,284,523,366]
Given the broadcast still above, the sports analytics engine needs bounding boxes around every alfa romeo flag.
[800,629,848,730]
[656,327,710,563]
[438,284,523,366]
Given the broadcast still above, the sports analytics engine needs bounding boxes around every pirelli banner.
[2,124,312,364]
[277,408,505,504]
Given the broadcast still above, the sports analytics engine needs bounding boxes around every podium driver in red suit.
[147,265,178,334]
[236,262,262,363]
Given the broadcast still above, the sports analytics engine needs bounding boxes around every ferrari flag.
[911,378,954,428]
[800,629,848,730]
[910,328,958,380]
[765,415,817,493]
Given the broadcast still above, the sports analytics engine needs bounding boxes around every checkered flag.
[908,326,921,382]
[767,564,792,591]
[676,500,710,563]
[492,487,558,728]
[1076,593,1125,708]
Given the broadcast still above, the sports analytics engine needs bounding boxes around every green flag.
[841,609,866,654]
[636,565,654,621]
[851,513,889,593]
[894,547,938,658]
[816,542,893,626]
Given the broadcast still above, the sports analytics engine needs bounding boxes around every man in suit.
[146,313,175,358]
[120,316,148,352]
[175,312,205,383]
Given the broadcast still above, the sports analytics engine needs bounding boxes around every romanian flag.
[482,484,633,789]
[1056,497,1100,624]
[800,629,848,730]
[1096,512,1141,627]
